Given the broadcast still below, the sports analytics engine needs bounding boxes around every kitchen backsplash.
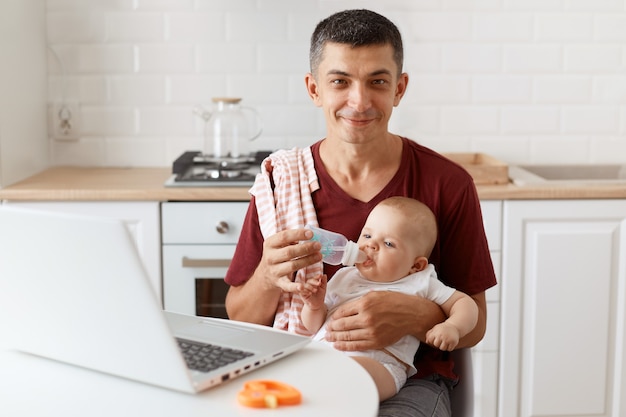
[46,0,626,167]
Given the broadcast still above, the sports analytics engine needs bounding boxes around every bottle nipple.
[341,241,367,266]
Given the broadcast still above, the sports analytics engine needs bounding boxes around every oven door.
[162,245,233,318]
[161,201,248,318]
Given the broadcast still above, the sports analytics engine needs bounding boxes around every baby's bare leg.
[351,356,397,401]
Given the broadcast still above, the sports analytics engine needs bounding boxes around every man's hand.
[322,291,445,351]
[255,228,323,293]
[226,228,322,325]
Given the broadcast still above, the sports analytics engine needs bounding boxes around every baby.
[299,196,479,401]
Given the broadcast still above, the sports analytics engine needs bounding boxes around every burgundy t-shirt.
[225,137,497,379]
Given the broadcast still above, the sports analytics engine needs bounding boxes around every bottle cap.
[341,241,367,266]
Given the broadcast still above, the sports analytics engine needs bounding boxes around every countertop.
[1,167,626,201]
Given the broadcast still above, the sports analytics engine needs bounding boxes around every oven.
[161,202,249,318]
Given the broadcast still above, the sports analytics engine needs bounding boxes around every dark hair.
[309,9,404,76]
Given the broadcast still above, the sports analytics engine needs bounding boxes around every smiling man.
[225,9,497,417]
[306,42,407,148]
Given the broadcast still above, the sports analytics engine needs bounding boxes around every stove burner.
[189,165,245,179]
[195,154,256,167]
[165,150,271,187]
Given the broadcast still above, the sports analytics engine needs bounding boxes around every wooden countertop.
[0,167,251,201]
[1,166,626,201]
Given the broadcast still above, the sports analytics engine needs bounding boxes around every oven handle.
[181,257,231,268]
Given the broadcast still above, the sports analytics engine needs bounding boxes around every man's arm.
[320,290,487,351]
[225,274,283,326]
[225,228,322,325]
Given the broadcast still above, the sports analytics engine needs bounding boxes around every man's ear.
[393,72,409,107]
[305,73,322,107]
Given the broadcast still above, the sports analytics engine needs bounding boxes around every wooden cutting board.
[443,153,509,185]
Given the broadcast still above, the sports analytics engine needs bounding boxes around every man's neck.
[319,134,403,201]
[321,133,401,170]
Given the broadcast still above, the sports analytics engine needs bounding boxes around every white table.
[0,341,378,417]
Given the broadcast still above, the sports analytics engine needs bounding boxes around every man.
[225,9,496,416]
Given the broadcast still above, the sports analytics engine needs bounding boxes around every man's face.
[306,42,408,144]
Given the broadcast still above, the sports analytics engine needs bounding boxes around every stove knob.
[216,221,229,234]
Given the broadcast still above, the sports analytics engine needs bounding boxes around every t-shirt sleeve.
[425,272,457,305]
[436,177,497,296]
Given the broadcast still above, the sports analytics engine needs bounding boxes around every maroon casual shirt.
[225,137,497,379]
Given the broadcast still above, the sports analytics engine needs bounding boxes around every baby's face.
[355,205,420,282]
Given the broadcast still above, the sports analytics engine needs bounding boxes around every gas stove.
[164,150,271,187]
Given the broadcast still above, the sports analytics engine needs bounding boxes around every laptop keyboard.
[176,338,254,373]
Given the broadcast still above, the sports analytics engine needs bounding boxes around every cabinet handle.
[182,257,231,268]
[216,221,229,234]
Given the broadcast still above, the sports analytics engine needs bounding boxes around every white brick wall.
[45,0,626,167]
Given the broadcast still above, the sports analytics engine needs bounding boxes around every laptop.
[0,206,309,393]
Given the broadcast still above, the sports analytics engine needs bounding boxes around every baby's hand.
[298,274,326,309]
[299,276,321,297]
[425,322,460,351]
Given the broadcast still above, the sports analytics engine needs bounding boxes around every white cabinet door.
[2,201,162,301]
[501,200,626,417]
[474,200,502,417]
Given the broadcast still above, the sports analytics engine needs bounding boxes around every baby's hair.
[378,197,438,257]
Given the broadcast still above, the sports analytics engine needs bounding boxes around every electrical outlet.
[52,101,81,140]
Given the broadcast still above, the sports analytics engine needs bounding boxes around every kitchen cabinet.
[1,201,162,301]
[0,0,48,188]
[472,200,502,417]
[500,200,626,417]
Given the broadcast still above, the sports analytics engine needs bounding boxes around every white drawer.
[161,202,249,244]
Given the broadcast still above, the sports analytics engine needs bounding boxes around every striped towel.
[250,147,322,335]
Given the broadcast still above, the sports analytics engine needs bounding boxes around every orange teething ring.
[237,380,302,408]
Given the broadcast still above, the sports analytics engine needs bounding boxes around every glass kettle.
[193,98,263,160]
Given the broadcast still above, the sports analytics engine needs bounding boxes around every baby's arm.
[425,290,478,351]
[299,274,328,334]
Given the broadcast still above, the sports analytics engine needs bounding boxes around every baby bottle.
[306,225,367,266]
